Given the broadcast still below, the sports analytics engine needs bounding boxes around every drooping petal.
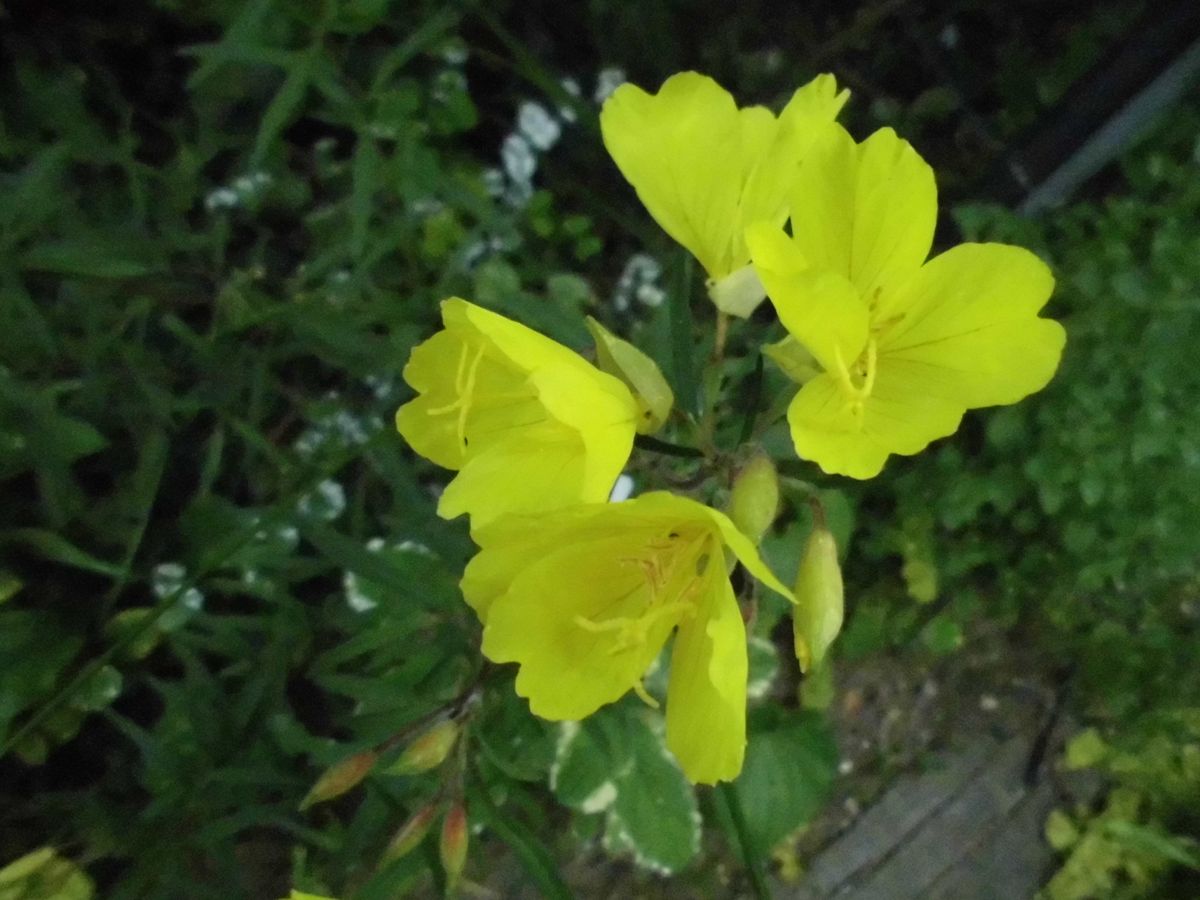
[787,125,936,306]
[666,564,747,784]
[601,72,744,278]
[482,537,683,721]
[747,222,870,375]
[702,505,794,602]
[880,243,1066,407]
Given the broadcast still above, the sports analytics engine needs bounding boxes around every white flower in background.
[151,562,205,629]
[518,101,561,151]
[613,253,664,312]
[501,133,537,183]
[594,67,626,103]
[297,479,346,520]
[609,473,635,502]
[558,77,582,122]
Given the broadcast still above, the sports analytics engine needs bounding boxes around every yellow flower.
[461,492,792,784]
[396,298,639,524]
[601,71,848,317]
[748,125,1066,479]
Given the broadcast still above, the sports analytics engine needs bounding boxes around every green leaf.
[301,523,456,612]
[470,779,572,900]
[550,709,631,812]
[20,239,155,278]
[667,253,700,416]
[1103,820,1200,869]
[1064,728,1108,770]
[251,51,315,167]
[920,615,963,655]
[604,713,700,874]
[350,136,380,259]
[735,712,838,857]
[0,528,124,578]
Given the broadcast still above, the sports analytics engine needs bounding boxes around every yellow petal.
[436,423,590,525]
[666,566,747,784]
[463,506,648,621]
[737,75,850,264]
[787,125,936,306]
[762,336,821,384]
[881,243,1066,407]
[701,504,794,602]
[481,535,679,721]
[785,370,963,479]
[585,316,675,434]
[601,72,744,278]
[528,363,638,501]
[747,222,869,375]
[442,297,582,374]
[398,298,638,524]
[778,73,850,124]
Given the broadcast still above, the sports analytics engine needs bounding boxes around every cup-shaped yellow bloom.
[748,125,1067,479]
[461,492,792,784]
[396,299,639,524]
[601,71,849,317]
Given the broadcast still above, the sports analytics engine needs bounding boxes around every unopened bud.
[439,802,469,890]
[386,719,459,776]
[300,749,378,810]
[585,316,674,434]
[793,523,844,673]
[382,803,440,865]
[728,453,780,545]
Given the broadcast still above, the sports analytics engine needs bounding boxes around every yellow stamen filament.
[424,342,486,449]
[631,680,660,709]
[832,338,878,419]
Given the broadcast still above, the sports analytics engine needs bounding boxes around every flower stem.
[634,434,706,459]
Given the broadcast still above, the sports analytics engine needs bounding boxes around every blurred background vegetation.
[1,0,1198,897]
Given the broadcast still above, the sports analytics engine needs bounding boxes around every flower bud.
[792,523,843,673]
[439,802,469,890]
[299,749,377,810]
[386,719,459,776]
[381,802,440,865]
[585,315,674,434]
[728,453,780,546]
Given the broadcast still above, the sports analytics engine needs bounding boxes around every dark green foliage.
[1,0,1196,897]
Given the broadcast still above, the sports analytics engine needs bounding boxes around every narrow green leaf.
[251,52,315,167]
[668,253,700,416]
[350,136,381,259]
[300,522,453,611]
[470,779,573,900]
[0,528,125,578]
[20,240,154,278]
